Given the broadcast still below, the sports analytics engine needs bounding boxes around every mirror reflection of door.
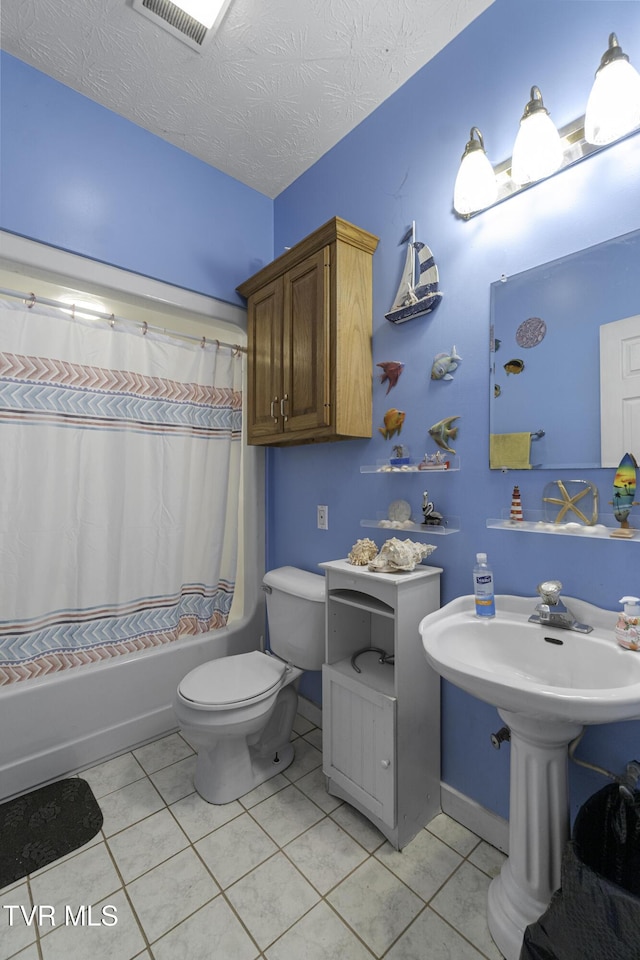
[600,315,640,468]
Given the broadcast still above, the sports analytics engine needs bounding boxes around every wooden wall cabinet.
[319,559,442,850]
[237,217,378,446]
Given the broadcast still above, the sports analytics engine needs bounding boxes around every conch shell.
[368,537,436,573]
[348,538,379,566]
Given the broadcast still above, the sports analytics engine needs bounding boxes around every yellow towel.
[490,432,532,470]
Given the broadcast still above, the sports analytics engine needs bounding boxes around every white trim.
[440,782,509,853]
[0,231,246,330]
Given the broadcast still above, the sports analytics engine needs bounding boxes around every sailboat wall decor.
[385,222,443,324]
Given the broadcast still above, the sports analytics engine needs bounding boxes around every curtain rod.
[0,286,247,354]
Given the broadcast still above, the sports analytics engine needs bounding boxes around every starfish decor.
[543,480,598,524]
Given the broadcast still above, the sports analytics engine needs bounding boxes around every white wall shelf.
[487,510,639,542]
[361,518,460,536]
[360,456,460,474]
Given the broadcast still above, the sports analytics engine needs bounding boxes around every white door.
[600,315,640,467]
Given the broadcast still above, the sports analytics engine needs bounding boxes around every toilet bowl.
[174,566,325,804]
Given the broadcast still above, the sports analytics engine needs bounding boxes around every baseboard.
[440,782,509,854]
[296,695,322,728]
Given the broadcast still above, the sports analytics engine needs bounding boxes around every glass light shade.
[172,0,226,28]
[511,91,563,186]
[585,57,640,145]
[453,129,498,216]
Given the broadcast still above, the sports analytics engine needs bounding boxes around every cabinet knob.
[380,759,390,769]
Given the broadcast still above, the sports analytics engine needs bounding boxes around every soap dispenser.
[615,596,640,650]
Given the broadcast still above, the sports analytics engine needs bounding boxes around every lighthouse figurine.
[510,485,523,522]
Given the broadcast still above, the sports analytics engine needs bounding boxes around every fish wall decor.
[504,358,525,375]
[379,408,406,440]
[428,415,460,454]
[431,346,462,381]
[377,361,405,394]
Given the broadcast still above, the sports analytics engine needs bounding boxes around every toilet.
[173,566,325,804]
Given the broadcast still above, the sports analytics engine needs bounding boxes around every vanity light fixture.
[510,86,563,185]
[453,128,499,217]
[584,33,640,145]
[453,31,640,219]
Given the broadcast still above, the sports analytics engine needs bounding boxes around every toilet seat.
[178,650,287,711]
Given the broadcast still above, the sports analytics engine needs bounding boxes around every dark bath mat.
[0,778,103,887]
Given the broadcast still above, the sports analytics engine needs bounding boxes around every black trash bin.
[520,783,640,960]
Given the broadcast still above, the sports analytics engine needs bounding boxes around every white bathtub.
[0,609,263,802]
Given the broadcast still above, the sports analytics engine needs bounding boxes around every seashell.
[348,538,379,566]
[367,537,437,573]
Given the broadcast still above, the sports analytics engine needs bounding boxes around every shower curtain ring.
[201,336,206,349]
[109,314,115,328]
[142,321,148,335]
[26,293,36,309]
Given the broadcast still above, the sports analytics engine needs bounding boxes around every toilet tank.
[263,566,326,671]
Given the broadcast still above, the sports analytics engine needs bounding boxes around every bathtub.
[0,608,263,802]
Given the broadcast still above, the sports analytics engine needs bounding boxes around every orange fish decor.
[379,408,406,440]
[377,361,405,394]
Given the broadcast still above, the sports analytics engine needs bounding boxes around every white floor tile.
[250,785,324,846]
[284,818,368,894]
[80,753,146,800]
[239,773,290,810]
[385,906,488,960]
[151,896,259,960]
[430,861,503,960]
[426,813,481,857]
[226,853,319,950]
[106,809,189,883]
[282,739,322,783]
[132,734,193,775]
[126,847,218,944]
[375,829,463,901]
[169,792,243,842]
[265,901,375,960]
[38,890,145,960]
[330,802,386,853]
[195,813,278,889]
[293,767,342,814]
[327,858,423,956]
[29,843,121,933]
[468,840,507,878]
[99,779,165,837]
[148,755,197,804]
[0,883,36,960]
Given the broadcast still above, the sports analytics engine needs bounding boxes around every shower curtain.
[0,299,243,684]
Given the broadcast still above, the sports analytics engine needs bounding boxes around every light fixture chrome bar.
[461,116,640,219]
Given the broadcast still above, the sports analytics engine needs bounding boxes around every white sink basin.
[420,594,640,960]
[419,594,640,724]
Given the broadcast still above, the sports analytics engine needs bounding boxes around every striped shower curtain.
[0,299,243,684]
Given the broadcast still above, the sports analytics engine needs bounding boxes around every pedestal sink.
[419,594,640,960]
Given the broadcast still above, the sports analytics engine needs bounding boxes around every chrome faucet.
[529,580,593,633]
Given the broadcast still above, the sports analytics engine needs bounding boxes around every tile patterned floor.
[1,715,507,960]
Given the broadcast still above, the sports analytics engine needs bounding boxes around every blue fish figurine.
[431,346,462,381]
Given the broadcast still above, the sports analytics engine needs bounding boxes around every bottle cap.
[619,596,640,615]
[476,553,487,563]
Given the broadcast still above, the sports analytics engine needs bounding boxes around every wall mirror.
[489,229,640,469]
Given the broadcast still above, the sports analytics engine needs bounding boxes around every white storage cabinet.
[320,559,442,850]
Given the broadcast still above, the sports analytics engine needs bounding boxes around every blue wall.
[1,1,639,824]
[269,0,640,821]
[0,53,273,304]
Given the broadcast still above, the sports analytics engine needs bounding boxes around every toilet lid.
[178,650,287,707]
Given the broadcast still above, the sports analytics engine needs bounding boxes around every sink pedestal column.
[487,710,583,960]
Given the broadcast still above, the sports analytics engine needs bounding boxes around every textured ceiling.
[0,0,493,198]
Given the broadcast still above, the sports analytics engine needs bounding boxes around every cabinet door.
[323,665,396,828]
[247,277,284,442]
[282,247,331,435]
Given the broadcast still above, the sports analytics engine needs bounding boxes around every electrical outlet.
[317,505,328,530]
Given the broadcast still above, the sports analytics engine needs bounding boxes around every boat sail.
[385,222,443,324]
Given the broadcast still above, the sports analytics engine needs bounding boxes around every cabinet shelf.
[361,518,460,536]
[326,656,396,699]
[487,510,640,541]
[327,588,395,618]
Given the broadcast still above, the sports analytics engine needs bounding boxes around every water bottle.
[473,553,495,618]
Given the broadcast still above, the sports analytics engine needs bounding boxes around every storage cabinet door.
[247,277,284,442]
[323,666,396,828]
[282,247,331,435]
